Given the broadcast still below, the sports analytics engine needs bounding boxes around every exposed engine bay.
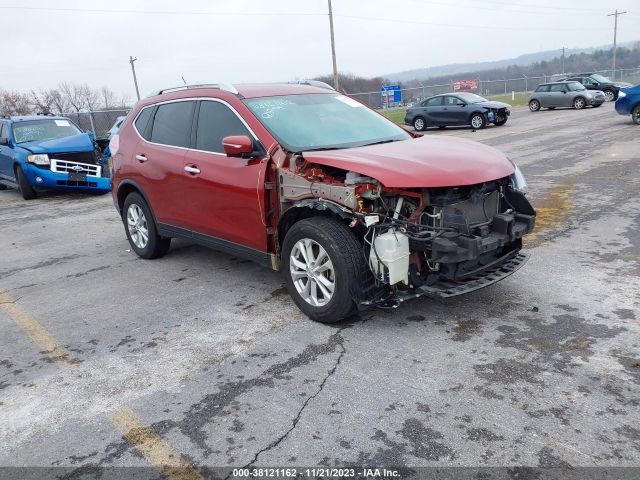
[277,155,535,307]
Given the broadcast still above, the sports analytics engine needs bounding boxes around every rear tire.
[16,166,37,200]
[469,113,486,129]
[529,100,541,112]
[123,192,171,259]
[573,97,586,109]
[0,183,7,191]
[413,116,426,131]
[282,217,369,323]
[632,105,640,125]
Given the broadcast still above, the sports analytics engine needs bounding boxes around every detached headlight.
[618,90,626,98]
[27,154,50,165]
[509,164,528,194]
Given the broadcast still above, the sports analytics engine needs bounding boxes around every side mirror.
[222,135,254,157]
[458,102,466,107]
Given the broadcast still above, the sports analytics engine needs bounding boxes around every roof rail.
[36,112,55,116]
[148,83,239,97]
[289,80,335,91]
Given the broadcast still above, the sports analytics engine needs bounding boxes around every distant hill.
[385,41,639,82]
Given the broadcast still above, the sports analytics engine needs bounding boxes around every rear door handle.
[135,154,148,162]
[184,165,201,175]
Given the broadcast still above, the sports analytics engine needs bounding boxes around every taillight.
[109,134,119,157]
[406,108,410,112]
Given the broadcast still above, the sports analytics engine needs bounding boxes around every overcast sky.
[3,0,638,100]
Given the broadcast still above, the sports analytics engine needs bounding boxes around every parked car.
[404,93,511,131]
[562,73,632,102]
[110,83,535,323]
[615,84,640,125]
[0,114,111,199]
[528,81,605,111]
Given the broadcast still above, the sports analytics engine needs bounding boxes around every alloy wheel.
[127,204,149,249]
[604,90,615,102]
[471,115,484,129]
[289,238,335,307]
[414,118,425,130]
[574,98,585,109]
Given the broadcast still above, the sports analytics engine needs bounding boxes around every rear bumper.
[23,163,111,192]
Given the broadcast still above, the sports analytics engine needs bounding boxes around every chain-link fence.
[61,109,130,140]
[349,67,640,109]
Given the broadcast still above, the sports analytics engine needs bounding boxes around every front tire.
[282,217,368,323]
[573,97,586,109]
[603,90,615,102]
[469,113,486,129]
[413,116,426,131]
[632,105,640,125]
[494,116,508,126]
[16,166,37,200]
[123,192,171,259]
[529,100,541,112]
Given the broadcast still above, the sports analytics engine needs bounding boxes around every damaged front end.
[277,157,535,308]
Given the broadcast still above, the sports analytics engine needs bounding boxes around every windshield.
[13,119,82,144]
[591,74,610,83]
[244,94,411,152]
[568,82,586,91]
[455,93,488,104]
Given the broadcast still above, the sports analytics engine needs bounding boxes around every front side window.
[591,74,610,84]
[244,94,410,152]
[134,108,153,140]
[196,101,251,153]
[443,96,462,106]
[12,119,82,144]
[568,82,586,92]
[150,101,195,148]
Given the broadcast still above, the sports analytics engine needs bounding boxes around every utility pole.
[327,0,339,91]
[129,56,141,101]
[607,9,627,73]
[561,47,566,75]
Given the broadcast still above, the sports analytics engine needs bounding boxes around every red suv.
[110,82,535,323]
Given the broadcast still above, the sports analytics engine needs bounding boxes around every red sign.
[453,80,478,92]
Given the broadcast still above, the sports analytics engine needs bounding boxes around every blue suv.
[0,114,111,199]
[615,84,640,125]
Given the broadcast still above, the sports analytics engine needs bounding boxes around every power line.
[0,6,325,16]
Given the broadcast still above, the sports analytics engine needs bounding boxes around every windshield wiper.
[361,139,400,147]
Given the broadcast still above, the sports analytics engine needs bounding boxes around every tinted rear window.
[135,107,153,139]
[536,85,550,92]
[195,101,251,153]
[150,101,195,148]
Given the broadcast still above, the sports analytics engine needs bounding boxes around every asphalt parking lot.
[1,102,639,478]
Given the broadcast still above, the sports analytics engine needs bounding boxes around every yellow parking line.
[110,407,204,480]
[0,290,79,368]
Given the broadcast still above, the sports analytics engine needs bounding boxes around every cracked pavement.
[0,103,639,476]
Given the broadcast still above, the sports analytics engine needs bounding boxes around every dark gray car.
[404,93,511,131]
[528,81,605,111]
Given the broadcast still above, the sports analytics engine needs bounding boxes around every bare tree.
[30,88,65,114]
[58,82,87,113]
[0,90,32,116]
[81,84,100,112]
[100,86,116,110]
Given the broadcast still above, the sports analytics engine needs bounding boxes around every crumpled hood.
[302,136,515,188]
[18,133,94,154]
[475,100,511,109]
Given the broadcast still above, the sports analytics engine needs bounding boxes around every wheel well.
[277,202,359,254]
[116,183,141,216]
[574,96,585,102]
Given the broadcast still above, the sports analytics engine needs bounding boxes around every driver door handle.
[184,165,201,175]
[135,154,148,162]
